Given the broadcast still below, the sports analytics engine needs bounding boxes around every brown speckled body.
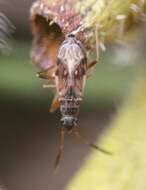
[30,0,109,169]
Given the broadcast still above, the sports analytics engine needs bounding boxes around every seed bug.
[30,0,111,170]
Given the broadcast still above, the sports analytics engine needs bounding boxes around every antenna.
[54,127,65,171]
[73,126,112,155]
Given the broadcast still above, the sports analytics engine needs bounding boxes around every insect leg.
[87,60,97,78]
[36,71,53,80]
[73,126,111,155]
[95,24,100,62]
[42,83,56,89]
[54,127,65,171]
[49,93,60,113]
[87,60,97,70]
[86,24,100,78]
[36,66,55,80]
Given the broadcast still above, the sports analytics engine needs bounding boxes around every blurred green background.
[0,41,142,107]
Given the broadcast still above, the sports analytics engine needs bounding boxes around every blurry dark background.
[0,0,34,39]
[0,1,142,190]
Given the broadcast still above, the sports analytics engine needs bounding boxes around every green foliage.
[77,0,146,42]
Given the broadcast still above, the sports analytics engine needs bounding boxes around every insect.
[30,0,110,169]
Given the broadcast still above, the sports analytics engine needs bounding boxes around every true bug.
[30,0,110,169]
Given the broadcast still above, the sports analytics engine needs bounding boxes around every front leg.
[86,25,100,78]
[37,67,56,89]
[36,66,55,80]
[87,60,97,70]
[42,83,56,89]
[42,80,56,89]
[87,60,97,77]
